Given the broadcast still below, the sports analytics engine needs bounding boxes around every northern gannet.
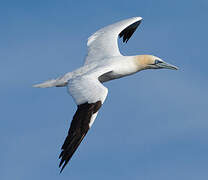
[33,17,178,172]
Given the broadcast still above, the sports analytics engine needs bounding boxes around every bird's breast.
[98,58,139,82]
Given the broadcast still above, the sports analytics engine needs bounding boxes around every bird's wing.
[85,16,142,65]
[59,76,108,172]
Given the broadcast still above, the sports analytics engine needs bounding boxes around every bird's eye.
[155,60,162,64]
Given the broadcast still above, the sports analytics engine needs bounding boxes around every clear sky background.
[1,0,208,179]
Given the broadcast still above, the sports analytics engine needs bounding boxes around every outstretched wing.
[85,16,142,65]
[59,76,108,172]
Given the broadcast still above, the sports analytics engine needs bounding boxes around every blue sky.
[1,0,208,179]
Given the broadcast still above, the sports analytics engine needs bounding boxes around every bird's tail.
[33,72,73,88]
[33,78,67,88]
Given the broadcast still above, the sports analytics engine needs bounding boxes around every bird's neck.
[110,55,149,77]
[132,55,152,71]
[98,55,151,83]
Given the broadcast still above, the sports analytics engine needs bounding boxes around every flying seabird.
[33,17,178,172]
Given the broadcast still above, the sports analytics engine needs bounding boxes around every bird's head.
[135,55,178,71]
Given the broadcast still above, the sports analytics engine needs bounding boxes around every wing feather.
[59,77,108,172]
[85,17,142,65]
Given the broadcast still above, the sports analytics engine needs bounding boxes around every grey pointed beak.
[157,62,179,70]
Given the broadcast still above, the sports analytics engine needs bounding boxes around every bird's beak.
[157,62,179,70]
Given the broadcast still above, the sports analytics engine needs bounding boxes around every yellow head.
[134,55,178,71]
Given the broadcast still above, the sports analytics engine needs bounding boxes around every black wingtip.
[119,19,142,43]
[59,151,64,159]
[60,168,64,174]
[58,101,102,173]
[59,155,65,168]
[59,160,69,173]
[60,166,64,174]
[59,159,66,173]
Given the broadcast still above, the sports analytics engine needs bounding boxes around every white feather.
[67,75,108,105]
[85,17,142,65]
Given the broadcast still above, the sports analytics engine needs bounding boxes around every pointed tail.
[33,79,67,88]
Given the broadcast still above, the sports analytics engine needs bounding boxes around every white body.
[34,17,178,172]
[34,17,146,128]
